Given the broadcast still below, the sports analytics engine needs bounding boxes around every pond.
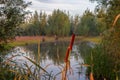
[5,41,94,80]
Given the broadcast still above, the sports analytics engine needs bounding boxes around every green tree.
[73,15,80,33]
[90,0,120,28]
[86,45,115,80]
[96,8,107,34]
[0,0,31,47]
[47,9,70,36]
[76,10,98,36]
[69,16,74,35]
[40,12,47,35]
[21,11,47,36]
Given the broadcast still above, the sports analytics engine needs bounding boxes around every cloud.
[25,0,97,16]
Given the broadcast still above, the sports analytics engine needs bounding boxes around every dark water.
[5,41,94,80]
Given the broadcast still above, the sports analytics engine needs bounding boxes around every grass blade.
[24,56,49,74]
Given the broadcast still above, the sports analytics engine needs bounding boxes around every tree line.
[18,9,107,37]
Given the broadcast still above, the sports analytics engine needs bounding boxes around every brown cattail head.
[65,34,75,62]
[69,34,75,50]
[65,47,70,62]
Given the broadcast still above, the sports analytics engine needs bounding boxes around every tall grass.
[0,54,56,80]
[85,14,120,80]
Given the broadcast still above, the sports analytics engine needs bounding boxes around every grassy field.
[8,36,102,47]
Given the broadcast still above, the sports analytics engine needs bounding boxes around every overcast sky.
[25,0,97,16]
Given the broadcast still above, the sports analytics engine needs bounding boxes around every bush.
[85,45,116,80]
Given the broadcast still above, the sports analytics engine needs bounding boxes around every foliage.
[0,55,55,80]
[76,10,99,36]
[0,56,15,80]
[90,0,120,28]
[85,1,120,79]
[86,45,116,80]
[21,9,71,36]
[20,11,47,36]
[0,0,31,45]
[101,14,120,80]
[95,8,107,34]
[46,9,71,36]
[85,13,120,80]
[78,41,93,58]
[20,9,106,37]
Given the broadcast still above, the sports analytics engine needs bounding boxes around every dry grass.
[112,14,120,27]
[8,36,101,47]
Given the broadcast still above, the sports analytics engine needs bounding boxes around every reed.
[0,53,56,80]
[112,14,120,27]
[65,34,75,62]
[37,38,40,63]
[63,34,75,80]
[112,14,120,80]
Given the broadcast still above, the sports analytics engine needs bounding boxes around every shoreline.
[8,36,101,47]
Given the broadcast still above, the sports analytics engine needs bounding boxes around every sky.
[25,0,97,16]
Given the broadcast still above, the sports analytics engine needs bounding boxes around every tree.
[47,9,70,36]
[90,0,120,28]
[0,0,31,46]
[20,11,48,36]
[76,10,98,36]
[96,8,107,34]
[39,12,47,35]
[73,15,80,33]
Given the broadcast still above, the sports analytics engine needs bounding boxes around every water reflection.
[5,41,94,80]
[25,42,69,65]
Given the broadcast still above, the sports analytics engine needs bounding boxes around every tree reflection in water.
[6,41,93,80]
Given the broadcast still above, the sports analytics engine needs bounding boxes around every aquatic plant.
[63,34,75,80]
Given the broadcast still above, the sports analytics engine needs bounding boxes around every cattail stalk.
[65,34,75,62]
[38,39,40,63]
[69,34,75,50]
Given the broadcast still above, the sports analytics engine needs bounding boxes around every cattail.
[69,34,75,50]
[65,34,75,62]
[65,47,70,62]
[64,34,75,80]
[90,72,94,80]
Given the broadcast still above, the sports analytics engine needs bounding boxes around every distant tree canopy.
[46,9,70,36]
[20,9,106,37]
[74,9,106,36]
[76,10,98,36]
[0,0,31,45]
[20,11,47,36]
[21,10,71,36]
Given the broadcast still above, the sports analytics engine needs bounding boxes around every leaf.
[24,56,49,74]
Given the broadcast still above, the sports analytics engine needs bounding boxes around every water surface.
[6,41,94,80]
